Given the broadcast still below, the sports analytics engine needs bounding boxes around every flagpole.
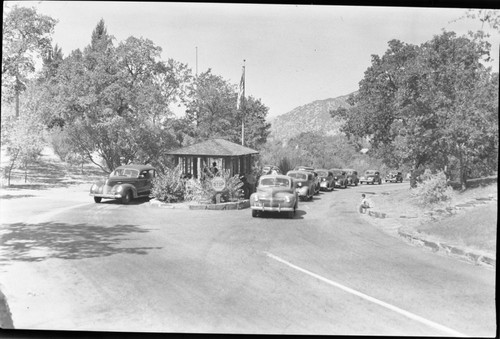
[241,60,245,146]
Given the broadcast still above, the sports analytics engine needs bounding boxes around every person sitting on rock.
[359,193,371,213]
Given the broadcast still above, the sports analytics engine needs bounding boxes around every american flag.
[237,65,245,110]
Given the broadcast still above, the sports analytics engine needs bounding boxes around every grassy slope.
[368,183,497,257]
[1,146,105,189]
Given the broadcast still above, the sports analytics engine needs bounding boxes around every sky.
[4,1,500,119]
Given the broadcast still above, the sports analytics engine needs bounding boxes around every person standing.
[211,162,219,176]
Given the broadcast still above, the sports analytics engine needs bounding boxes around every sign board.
[212,177,226,192]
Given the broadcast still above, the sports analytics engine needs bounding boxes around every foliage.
[184,169,243,203]
[331,31,498,189]
[1,88,45,185]
[183,69,270,149]
[150,164,185,203]
[2,5,57,116]
[42,20,191,172]
[411,170,453,206]
[259,131,385,174]
[278,157,294,174]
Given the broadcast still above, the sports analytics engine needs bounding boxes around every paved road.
[0,183,496,335]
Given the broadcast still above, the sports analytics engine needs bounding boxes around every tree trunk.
[15,75,21,118]
[7,150,20,186]
[458,151,467,191]
[24,161,28,183]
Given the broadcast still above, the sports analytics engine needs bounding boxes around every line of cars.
[88,164,404,210]
[250,166,406,218]
[250,166,360,218]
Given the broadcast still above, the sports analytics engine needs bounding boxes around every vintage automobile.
[359,170,382,185]
[294,165,315,171]
[286,170,316,201]
[250,174,298,218]
[315,169,335,191]
[330,168,349,188]
[295,166,321,194]
[261,165,282,175]
[90,164,156,204]
[343,169,359,186]
[385,171,404,183]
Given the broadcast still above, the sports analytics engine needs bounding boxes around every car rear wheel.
[121,190,132,204]
[94,197,102,203]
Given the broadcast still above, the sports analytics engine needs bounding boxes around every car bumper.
[90,193,122,199]
[250,205,294,212]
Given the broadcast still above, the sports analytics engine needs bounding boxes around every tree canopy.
[331,31,498,188]
[2,5,57,117]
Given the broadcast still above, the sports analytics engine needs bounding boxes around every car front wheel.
[121,190,132,204]
[252,210,259,217]
[94,197,102,203]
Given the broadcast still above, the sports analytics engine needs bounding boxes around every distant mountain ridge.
[269,93,353,142]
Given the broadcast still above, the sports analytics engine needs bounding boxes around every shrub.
[278,156,293,174]
[184,169,244,204]
[150,164,185,203]
[411,170,453,206]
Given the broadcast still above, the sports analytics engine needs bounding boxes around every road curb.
[398,229,496,268]
[365,195,496,268]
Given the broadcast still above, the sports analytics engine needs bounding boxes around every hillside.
[269,93,353,142]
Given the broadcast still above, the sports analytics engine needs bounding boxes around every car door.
[136,169,155,196]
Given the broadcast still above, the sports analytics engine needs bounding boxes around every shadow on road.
[97,196,151,205]
[0,194,36,200]
[255,210,307,220]
[0,222,161,263]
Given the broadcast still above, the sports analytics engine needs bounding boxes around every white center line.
[265,252,466,337]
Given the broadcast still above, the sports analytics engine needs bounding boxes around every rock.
[450,247,464,256]
[480,256,496,267]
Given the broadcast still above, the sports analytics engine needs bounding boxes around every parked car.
[385,171,403,183]
[315,169,335,191]
[330,168,349,188]
[286,170,316,201]
[90,164,156,204]
[359,170,382,185]
[261,165,281,175]
[294,165,315,171]
[343,169,359,186]
[250,174,298,218]
[295,166,320,194]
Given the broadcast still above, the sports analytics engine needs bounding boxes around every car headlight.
[254,195,259,202]
[91,184,97,192]
[116,186,123,192]
[297,182,302,187]
[284,196,290,202]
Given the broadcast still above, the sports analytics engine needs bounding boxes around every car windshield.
[365,171,376,175]
[331,170,343,176]
[111,168,139,178]
[316,170,328,177]
[288,172,307,180]
[260,177,290,187]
